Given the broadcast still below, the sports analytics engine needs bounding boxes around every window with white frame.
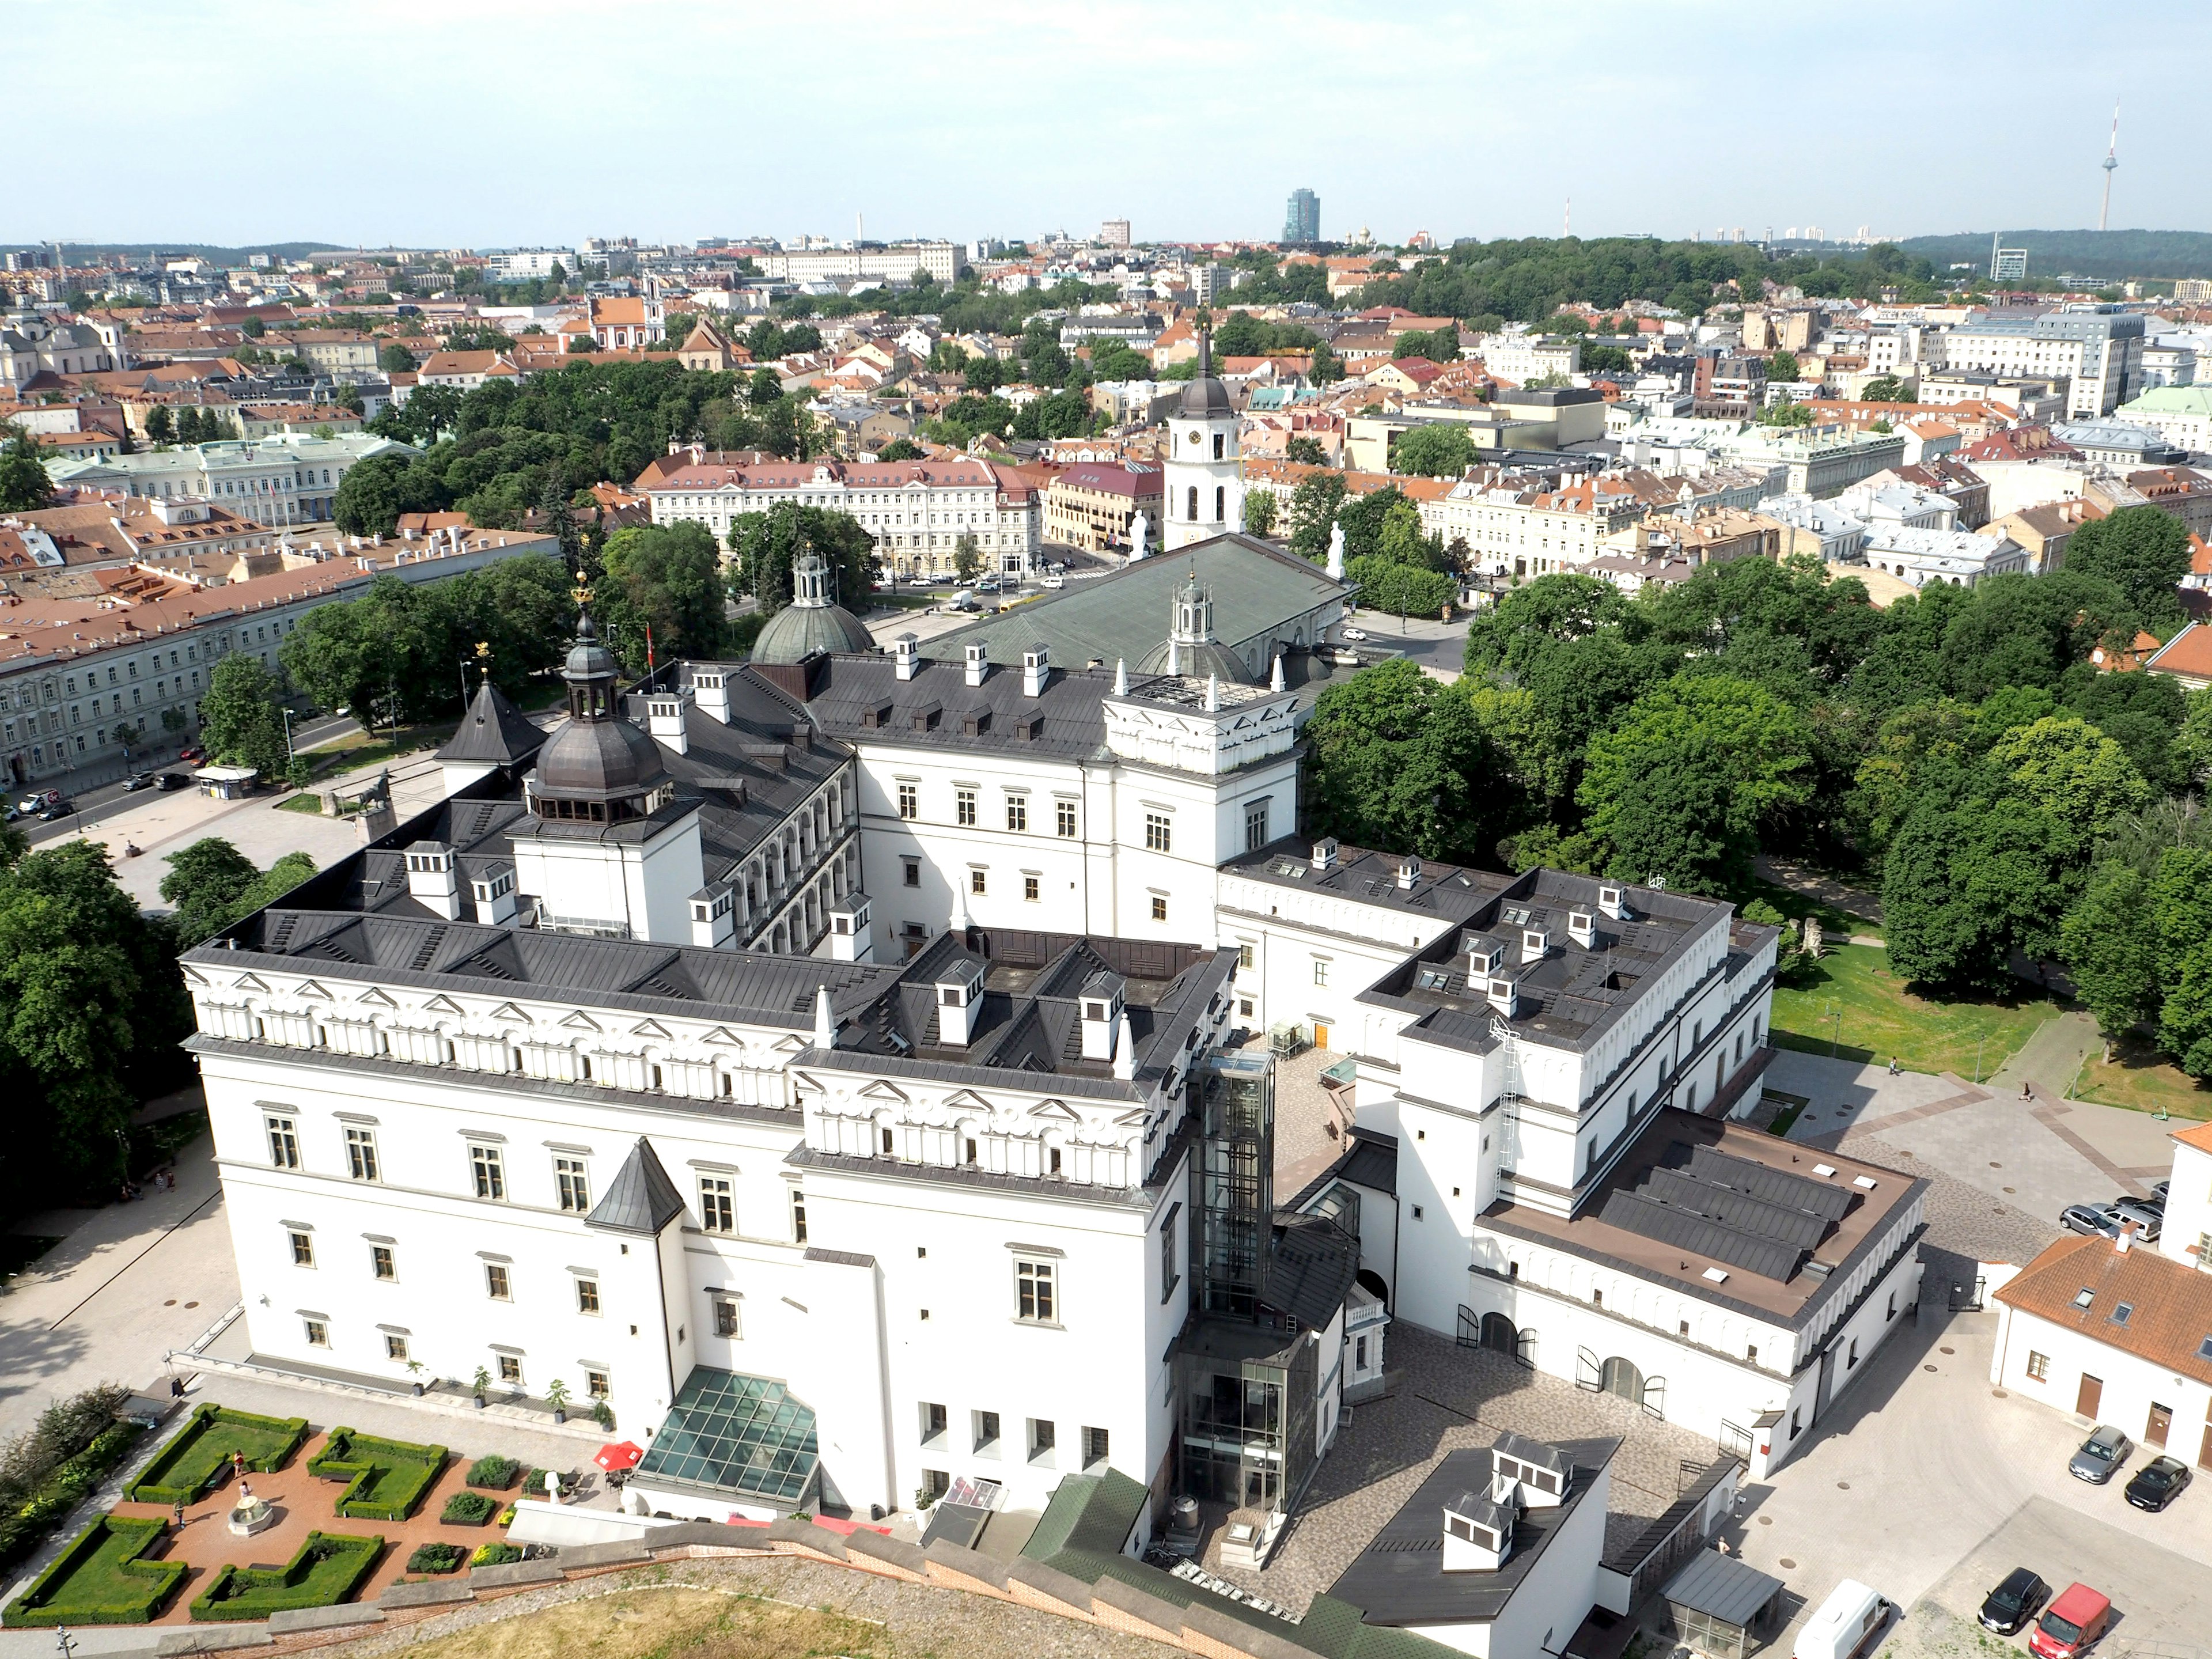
[266,1115,299,1169]
[469,1143,506,1200]
[303,1319,328,1347]
[485,1263,511,1300]
[554,1156,589,1213]
[575,1276,601,1315]
[1016,1257,1057,1323]
[699,1175,734,1233]
[714,1295,740,1338]
[289,1230,314,1267]
[344,1126,378,1181]
[1145,812,1171,852]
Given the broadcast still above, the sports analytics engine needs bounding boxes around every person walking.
[172,1498,186,1529]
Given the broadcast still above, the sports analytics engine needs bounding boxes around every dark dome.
[535,715,668,797]
[1135,636,1252,684]
[565,611,619,681]
[751,597,876,665]
[1179,374,1233,420]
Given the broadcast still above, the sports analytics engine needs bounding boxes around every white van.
[1794,1580,1889,1659]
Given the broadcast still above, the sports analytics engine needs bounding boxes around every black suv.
[1978,1567,2049,1634]
[2126,1455,2192,1511]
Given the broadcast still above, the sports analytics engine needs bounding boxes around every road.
[17,711,361,848]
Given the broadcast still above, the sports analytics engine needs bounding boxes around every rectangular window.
[1056,800,1078,837]
[1028,1418,1056,1463]
[304,1319,328,1348]
[554,1156,590,1213]
[1244,801,1268,851]
[920,1401,948,1444]
[1151,895,1168,922]
[289,1230,314,1267]
[470,1143,505,1200]
[956,789,977,826]
[903,857,920,888]
[1016,1258,1056,1323]
[385,1334,408,1362]
[2026,1350,2050,1381]
[266,1115,299,1169]
[575,1277,601,1315]
[371,1245,395,1281]
[344,1127,379,1181]
[974,1410,1001,1455]
[1082,1425,1110,1470]
[1023,873,1040,902]
[1161,1206,1180,1302]
[1237,943,1255,971]
[586,1369,610,1400]
[897,782,917,820]
[1145,812,1171,852]
[486,1263,511,1300]
[969,868,986,895]
[1313,958,1330,987]
[714,1296,740,1338]
[498,1355,522,1385]
[700,1175,734,1233]
[789,1187,808,1243]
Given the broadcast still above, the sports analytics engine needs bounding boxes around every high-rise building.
[1100,218,1131,249]
[1282,187,1320,244]
[1990,240,2028,284]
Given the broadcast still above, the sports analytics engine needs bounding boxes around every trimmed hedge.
[0,1422,145,1570]
[470,1541,521,1567]
[130,1405,309,1506]
[405,1542,467,1575]
[440,1491,497,1526]
[308,1428,448,1521]
[190,1531,384,1621]
[465,1455,520,1490]
[3,1513,185,1627]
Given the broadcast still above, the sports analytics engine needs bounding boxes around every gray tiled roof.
[586,1137,688,1234]
[436,681,548,767]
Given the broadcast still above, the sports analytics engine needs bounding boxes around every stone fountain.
[226,1478,277,1537]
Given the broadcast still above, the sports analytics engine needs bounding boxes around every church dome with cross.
[751,552,876,665]
[1134,569,1253,684]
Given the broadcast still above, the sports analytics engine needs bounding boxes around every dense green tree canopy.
[596,522,728,674]
[0,429,55,512]
[1302,661,1512,864]
[1390,423,1476,479]
[2063,505,2194,637]
[728,502,880,618]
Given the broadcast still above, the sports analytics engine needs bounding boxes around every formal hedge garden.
[405,1542,468,1574]
[2,1514,185,1626]
[129,1404,310,1506]
[308,1429,448,1521]
[190,1531,384,1621]
[440,1490,498,1526]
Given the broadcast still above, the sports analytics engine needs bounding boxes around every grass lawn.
[3,1514,185,1626]
[275,791,329,815]
[302,723,455,777]
[385,1584,888,1659]
[310,1429,447,1520]
[130,1406,308,1505]
[1770,943,2063,1080]
[2073,1032,2212,1121]
[190,1532,384,1621]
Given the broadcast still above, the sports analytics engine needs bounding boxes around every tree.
[952,533,983,585]
[1287,471,1346,560]
[405,384,464,444]
[380,342,418,373]
[1303,661,1511,863]
[1390,422,1476,479]
[1284,436,1327,465]
[159,840,316,949]
[874,438,922,462]
[1859,375,1910,403]
[1758,400,1815,427]
[596,521,728,673]
[2064,505,2194,636]
[1309,340,1343,386]
[198,654,290,778]
[1984,715,2151,850]
[728,502,879,616]
[1241,491,1278,538]
[2153,849,2212,1075]
[1768,351,1801,382]
[0,429,54,512]
[143,406,175,445]
[1348,557,1455,617]
[1582,344,1633,376]
[2063,859,2159,1039]
[1578,675,1815,894]
[1883,797,2073,991]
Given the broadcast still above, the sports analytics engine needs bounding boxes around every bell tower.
[1162,327,1242,552]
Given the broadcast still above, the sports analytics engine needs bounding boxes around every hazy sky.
[14,0,2207,251]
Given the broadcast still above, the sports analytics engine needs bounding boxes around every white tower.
[1162,327,1243,552]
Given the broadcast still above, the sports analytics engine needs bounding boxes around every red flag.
[646,623,655,671]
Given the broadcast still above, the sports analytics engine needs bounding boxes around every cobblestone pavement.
[1832,1127,2063,1275]
[1196,1324,1719,1615]
[325,1555,1169,1659]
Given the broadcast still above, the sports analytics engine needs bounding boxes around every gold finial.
[474,641,491,660]
[571,583,592,607]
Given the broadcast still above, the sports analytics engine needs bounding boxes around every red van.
[2030,1584,2112,1659]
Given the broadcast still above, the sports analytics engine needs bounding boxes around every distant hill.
[1899,230,2212,282]
[3,241,354,264]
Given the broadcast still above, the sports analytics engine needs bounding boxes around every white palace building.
[180,351,1915,1560]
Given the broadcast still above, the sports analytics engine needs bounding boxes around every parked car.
[17,790,58,814]
[1342,627,1368,642]
[1979,1568,2050,1635]
[2153,1178,2171,1203]
[37,798,72,821]
[2109,1197,2162,1238]
[2030,1584,2112,1659]
[2126,1454,2192,1511]
[1040,574,1065,589]
[122,771,154,791]
[2061,1204,2122,1238]
[1793,1580,1889,1659]
[2068,1424,2133,1483]
[176,745,205,763]
[155,772,190,791]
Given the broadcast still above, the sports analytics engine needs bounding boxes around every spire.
[812,985,835,1051]
[1112,1011,1137,1081]
[1196,323,1213,382]
[1113,657,1128,695]
[1205,672,1220,712]
[1270,652,1286,692]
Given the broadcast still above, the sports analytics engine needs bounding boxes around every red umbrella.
[594,1440,645,1472]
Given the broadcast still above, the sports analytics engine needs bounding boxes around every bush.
[191,1532,385,1621]
[470,1542,522,1567]
[129,1404,309,1507]
[465,1455,520,1490]
[440,1491,497,1526]
[405,1543,467,1575]
[0,1422,145,1569]
[2,1514,185,1626]
[308,1429,448,1521]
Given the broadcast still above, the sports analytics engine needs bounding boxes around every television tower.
[2098,103,2120,232]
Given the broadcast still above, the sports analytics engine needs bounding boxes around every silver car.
[2111,1198,2162,1240]
[2070,1424,2133,1483]
[2061,1204,2122,1238]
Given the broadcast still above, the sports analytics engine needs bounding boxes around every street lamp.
[55,1626,75,1659]
[280,707,296,761]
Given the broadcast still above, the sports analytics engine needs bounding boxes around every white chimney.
[1311,836,1339,872]
[1397,855,1421,890]
[2117,1220,2135,1254]
[813,984,836,1051]
[827,891,873,963]
[893,632,920,681]
[692,668,731,724]
[404,843,461,921]
[1597,884,1626,920]
[691,884,736,948]
[1022,642,1050,697]
[469,864,517,926]
[1520,927,1550,965]
[964,640,988,688]
[1079,973,1125,1062]
[1205,672,1219,712]
[1567,908,1596,948]
[647,692,688,755]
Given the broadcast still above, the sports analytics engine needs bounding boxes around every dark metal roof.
[437,680,547,767]
[1662,1551,1785,1628]
[750,596,875,665]
[585,1137,688,1234]
[535,712,670,797]
[1264,1211,1360,1329]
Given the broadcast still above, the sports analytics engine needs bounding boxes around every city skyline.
[12,0,2209,250]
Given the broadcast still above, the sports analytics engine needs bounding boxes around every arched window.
[1187,486,1199,521]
